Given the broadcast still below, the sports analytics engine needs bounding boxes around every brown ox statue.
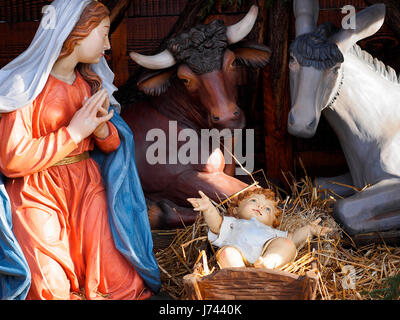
[120,6,271,229]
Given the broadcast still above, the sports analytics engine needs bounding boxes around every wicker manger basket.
[183,267,318,300]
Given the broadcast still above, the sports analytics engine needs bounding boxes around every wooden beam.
[249,0,268,116]
[263,0,293,186]
[110,17,129,87]
[109,0,133,35]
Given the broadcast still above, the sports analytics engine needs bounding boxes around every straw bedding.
[154,171,400,300]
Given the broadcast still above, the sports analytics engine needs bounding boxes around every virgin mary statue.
[0,0,161,300]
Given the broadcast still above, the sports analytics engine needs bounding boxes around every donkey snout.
[287,109,318,138]
[288,111,295,126]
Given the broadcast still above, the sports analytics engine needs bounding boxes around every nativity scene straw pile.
[154,167,400,300]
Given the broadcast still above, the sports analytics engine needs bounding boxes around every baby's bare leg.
[255,238,297,269]
[216,246,246,269]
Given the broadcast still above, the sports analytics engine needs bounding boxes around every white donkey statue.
[288,0,400,241]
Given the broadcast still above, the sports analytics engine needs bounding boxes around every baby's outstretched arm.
[287,218,332,249]
[187,191,223,234]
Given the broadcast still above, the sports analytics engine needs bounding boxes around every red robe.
[0,71,152,300]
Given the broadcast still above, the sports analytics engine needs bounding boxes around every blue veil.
[92,108,161,294]
[0,176,30,299]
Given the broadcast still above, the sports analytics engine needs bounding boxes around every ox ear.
[330,4,386,53]
[137,68,176,96]
[229,41,272,68]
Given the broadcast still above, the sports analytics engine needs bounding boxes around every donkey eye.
[332,66,340,74]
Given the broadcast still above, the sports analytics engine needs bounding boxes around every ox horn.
[226,5,259,44]
[129,49,176,70]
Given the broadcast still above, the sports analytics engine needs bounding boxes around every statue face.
[75,16,111,64]
[288,51,343,139]
[234,194,276,227]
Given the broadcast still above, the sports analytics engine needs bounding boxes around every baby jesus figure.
[187,188,331,269]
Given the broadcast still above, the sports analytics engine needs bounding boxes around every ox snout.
[209,108,246,130]
[287,107,318,139]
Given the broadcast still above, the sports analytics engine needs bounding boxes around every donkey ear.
[330,4,386,53]
[230,41,272,69]
[294,0,320,37]
[137,68,176,96]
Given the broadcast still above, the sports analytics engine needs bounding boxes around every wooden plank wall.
[0,21,38,67]
[0,0,49,22]
[0,0,49,68]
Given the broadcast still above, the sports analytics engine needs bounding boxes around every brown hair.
[58,1,110,94]
[227,187,282,228]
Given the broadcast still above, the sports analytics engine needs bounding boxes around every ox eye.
[182,78,190,85]
[229,59,236,69]
[232,59,240,67]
